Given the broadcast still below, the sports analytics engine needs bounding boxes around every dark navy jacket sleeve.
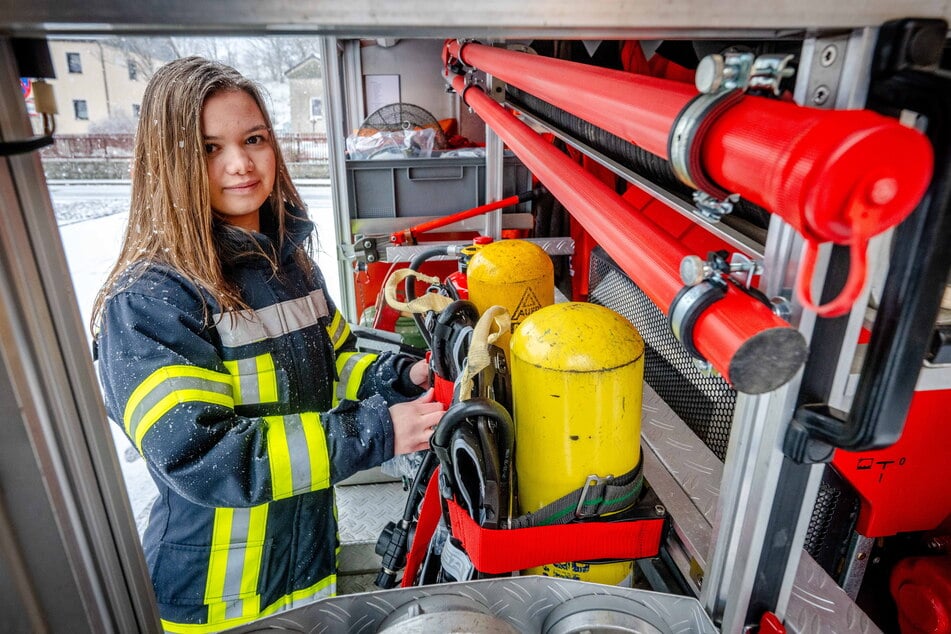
[98,268,395,508]
[316,269,425,406]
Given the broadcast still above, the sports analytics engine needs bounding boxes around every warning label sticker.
[511,286,543,328]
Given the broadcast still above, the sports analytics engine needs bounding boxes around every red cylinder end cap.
[891,556,951,634]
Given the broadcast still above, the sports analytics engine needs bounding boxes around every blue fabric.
[97,208,420,626]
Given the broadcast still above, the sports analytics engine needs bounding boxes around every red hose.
[446,40,931,243]
[446,41,934,317]
[451,75,806,394]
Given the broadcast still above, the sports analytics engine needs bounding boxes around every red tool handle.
[390,190,537,245]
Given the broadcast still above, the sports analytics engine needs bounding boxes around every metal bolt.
[812,85,830,106]
[856,552,867,561]
[654,505,666,516]
[820,44,838,67]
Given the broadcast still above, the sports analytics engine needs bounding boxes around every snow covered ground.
[54,181,339,533]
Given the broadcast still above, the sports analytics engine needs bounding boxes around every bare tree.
[245,37,321,81]
[104,37,181,79]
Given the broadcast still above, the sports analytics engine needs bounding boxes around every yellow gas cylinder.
[466,239,554,354]
[510,302,645,585]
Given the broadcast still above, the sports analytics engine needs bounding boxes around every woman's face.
[201,89,276,232]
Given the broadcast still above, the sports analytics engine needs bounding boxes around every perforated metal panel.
[588,247,737,460]
[803,467,860,576]
[587,247,860,584]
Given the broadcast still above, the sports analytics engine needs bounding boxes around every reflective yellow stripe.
[265,416,294,500]
[335,352,377,402]
[223,359,241,402]
[300,412,331,491]
[333,353,354,407]
[256,354,279,403]
[266,414,330,498]
[123,365,233,442]
[326,310,351,351]
[204,508,233,621]
[205,505,269,623]
[223,354,279,406]
[161,574,336,633]
[242,506,268,605]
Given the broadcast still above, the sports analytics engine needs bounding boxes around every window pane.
[67,52,82,73]
[73,99,88,120]
[311,97,322,118]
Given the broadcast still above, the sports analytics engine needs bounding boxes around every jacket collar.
[214,202,315,266]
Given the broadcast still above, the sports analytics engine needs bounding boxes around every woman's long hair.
[90,57,307,335]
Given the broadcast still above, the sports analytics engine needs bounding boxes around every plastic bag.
[347,128,437,160]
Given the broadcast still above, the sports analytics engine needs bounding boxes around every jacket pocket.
[223,352,286,407]
[151,538,273,606]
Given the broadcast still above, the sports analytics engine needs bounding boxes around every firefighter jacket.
[97,208,422,633]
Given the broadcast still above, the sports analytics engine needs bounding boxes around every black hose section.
[402,451,439,523]
[404,246,455,348]
[505,86,771,230]
[431,398,510,494]
[473,398,515,520]
[431,300,479,381]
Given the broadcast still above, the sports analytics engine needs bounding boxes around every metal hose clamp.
[668,279,727,360]
[667,89,745,201]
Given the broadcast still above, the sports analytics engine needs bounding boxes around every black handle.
[785,27,951,460]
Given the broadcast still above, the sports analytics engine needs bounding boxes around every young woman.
[91,57,443,632]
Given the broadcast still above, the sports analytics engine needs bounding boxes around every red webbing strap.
[446,498,665,575]
[433,374,455,408]
[401,468,442,587]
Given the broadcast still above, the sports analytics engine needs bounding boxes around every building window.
[73,99,89,120]
[66,52,82,74]
[128,60,138,80]
[310,97,322,119]
[132,103,141,118]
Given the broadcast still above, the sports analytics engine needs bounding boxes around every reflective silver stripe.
[336,353,372,402]
[283,414,313,494]
[214,290,329,348]
[127,375,233,443]
[223,509,251,619]
[235,357,259,404]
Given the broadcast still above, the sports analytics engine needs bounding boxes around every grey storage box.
[346,153,532,219]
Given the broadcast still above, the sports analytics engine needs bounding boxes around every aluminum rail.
[449,74,807,394]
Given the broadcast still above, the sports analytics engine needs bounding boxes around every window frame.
[73,98,88,120]
[66,51,82,73]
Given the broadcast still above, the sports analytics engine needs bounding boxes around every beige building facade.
[45,39,152,134]
[285,55,324,134]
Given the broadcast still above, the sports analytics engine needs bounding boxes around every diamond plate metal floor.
[336,480,408,578]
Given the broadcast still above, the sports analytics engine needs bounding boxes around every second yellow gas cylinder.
[510,302,645,585]
[466,239,554,353]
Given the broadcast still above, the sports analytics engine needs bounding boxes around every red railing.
[41,133,330,162]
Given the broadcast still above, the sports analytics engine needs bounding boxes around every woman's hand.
[408,359,431,389]
[389,388,445,455]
